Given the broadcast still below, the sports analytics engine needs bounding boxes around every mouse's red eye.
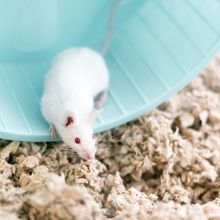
[75,137,81,144]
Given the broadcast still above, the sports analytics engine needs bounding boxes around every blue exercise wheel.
[0,0,220,141]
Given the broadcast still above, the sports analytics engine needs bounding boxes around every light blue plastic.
[0,0,220,141]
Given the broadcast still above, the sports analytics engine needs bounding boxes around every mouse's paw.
[49,124,57,138]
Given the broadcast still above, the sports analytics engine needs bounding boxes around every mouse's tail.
[100,0,121,56]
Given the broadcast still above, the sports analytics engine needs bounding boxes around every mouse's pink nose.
[83,151,95,160]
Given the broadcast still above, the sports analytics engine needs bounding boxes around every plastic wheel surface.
[0,0,220,141]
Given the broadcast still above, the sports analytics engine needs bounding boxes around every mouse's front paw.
[49,124,57,138]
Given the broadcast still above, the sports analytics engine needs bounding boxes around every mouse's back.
[48,47,109,94]
[41,47,109,125]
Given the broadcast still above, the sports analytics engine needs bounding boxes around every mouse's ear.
[63,111,75,127]
[94,90,108,110]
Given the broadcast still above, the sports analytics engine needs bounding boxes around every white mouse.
[40,0,121,160]
[41,48,109,160]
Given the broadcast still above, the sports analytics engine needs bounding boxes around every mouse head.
[58,111,97,160]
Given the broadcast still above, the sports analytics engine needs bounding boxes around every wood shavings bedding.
[0,54,220,219]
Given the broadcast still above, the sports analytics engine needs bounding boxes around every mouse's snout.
[82,150,95,160]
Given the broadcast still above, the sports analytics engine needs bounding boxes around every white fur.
[41,47,109,159]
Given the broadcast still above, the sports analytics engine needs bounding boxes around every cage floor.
[0,0,220,141]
